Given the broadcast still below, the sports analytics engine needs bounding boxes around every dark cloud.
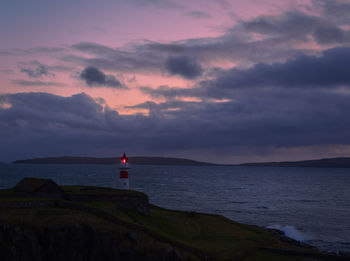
[165,56,203,79]
[243,11,319,38]
[69,42,165,74]
[140,85,195,100]
[66,21,315,77]
[187,10,211,19]
[243,10,350,45]
[12,80,63,87]
[92,26,105,32]
[322,0,350,25]
[198,47,350,97]
[3,1,350,163]
[70,11,338,76]
[125,99,190,117]
[71,42,116,57]
[1,90,350,162]
[128,0,182,9]
[0,47,67,56]
[6,2,350,80]
[313,26,346,44]
[142,47,350,102]
[80,66,126,88]
[20,61,53,78]
[125,88,350,151]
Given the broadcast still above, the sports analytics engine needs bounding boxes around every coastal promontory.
[0,178,346,260]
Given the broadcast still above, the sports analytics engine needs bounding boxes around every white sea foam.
[267,224,310,242]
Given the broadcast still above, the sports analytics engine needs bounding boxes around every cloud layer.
[1,89,350,162]
[2,0,350,162]
[20,61,53,78]
[165,56,203,79]
[80,66,125,88]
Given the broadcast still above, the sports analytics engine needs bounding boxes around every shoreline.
[1,179,350,260]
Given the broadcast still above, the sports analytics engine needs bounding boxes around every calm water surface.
[0,164,349,253]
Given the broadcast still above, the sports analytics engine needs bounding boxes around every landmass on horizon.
[13,156,214,166]
[12,156,350,168]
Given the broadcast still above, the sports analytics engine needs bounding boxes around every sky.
[1,0,350,163]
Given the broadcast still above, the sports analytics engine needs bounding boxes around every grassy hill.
[0,184,343,260]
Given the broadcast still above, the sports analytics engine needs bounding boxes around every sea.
[0,163,349,254]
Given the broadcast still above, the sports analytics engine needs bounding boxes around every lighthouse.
[120,153,129,189]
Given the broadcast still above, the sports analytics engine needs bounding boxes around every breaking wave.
[267,224,310,242]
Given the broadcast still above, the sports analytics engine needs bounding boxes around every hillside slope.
[0,183,345,260]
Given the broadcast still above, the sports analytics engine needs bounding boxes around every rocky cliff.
[0,180,347,261]
[0,220,192,261]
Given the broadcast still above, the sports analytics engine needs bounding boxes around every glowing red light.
[122,158,126,163]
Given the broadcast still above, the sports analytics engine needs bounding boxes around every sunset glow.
[1,0,350,163]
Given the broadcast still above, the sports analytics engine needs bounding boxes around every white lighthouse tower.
[120,153,129,189]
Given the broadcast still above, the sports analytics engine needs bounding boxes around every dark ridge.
[13,156,214,166]
[239,157,350,168]
[13,156,350,168]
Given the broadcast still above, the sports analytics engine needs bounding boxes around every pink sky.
[0,0,326,114]
[1,0,350,163]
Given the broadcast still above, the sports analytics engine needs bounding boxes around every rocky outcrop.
[4,178,150,215]
[0,220,191,261]
[12,178,65,198]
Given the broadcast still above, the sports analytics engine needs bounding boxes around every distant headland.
[13,156,214,166]
[12,156,350,168]
[240,157,350,168]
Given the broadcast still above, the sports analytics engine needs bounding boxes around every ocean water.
[0,163,350,253]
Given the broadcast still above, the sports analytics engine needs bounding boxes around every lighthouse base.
[120,178,129,190]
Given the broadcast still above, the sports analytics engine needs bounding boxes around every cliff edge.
[0,178,347,261]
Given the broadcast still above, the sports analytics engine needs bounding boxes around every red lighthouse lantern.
[120,153,129,189]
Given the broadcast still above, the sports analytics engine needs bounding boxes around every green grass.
[119,206,292,260]
[0,207,126,232]
[0,196,53,202]
[0,189,17,197]
[62,185,147,198]
[0,186,324,261]
[78,200,139,224]
[240,249,306,261]
[0,207,201,261]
